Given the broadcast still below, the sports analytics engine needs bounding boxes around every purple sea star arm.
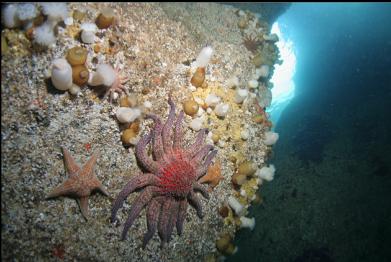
[136,131,159,173]
[197,150,218,179]
[176,198,188,236]
[193,144,214,165]
[192,183,210,199]
[146,114,165,162]
[142,197,163,249]
[165,200,179,243]
[173,111,185,150]
[158,197,175,246]
[187,128,208,156]
[203,149,218,167]
[162,96,176,154]
[111,173,158,223]
[121,186,157,240]
[188,191,204,219]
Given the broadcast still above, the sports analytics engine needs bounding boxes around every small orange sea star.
[47,147,109,219]
[199,161,223,189]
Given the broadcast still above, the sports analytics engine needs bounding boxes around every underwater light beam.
[268,21,296,125]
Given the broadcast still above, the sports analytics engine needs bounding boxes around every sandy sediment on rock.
[1,3,273,261]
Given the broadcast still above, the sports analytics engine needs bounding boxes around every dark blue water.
[229,3,391,262]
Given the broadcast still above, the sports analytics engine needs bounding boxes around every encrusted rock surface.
[1,3,276,261]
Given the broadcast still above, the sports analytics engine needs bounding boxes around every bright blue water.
[229,3,391,262]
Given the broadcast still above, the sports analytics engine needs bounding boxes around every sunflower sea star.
[111,97,217,248]
[242,35,263,55]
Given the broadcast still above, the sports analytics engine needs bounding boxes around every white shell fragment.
[214,103,229,118]
[189,117,204,131]
[110,92,119,101]
[197,107,205,117]
[81,30,95,44]
[116,107,141,124]
[80,23,98,44]
[241,129,249,140]
[64,16,73,26]
[205,94,221,108]
[143,101,152,108]
[248,79,259,89]
[240,189,247,197]
[69,84,81,95]
[226,76,239,89]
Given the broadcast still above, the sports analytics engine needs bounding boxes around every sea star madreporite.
[111,97,217,248]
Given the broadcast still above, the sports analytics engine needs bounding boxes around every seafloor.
[1,3,278,261]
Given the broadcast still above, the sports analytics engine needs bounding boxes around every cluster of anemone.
[2,3,69,48]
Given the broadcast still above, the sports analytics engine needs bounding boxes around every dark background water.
[228,3,391,262]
